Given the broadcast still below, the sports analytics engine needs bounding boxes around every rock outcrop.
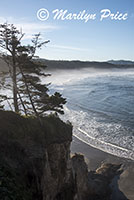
[0,110,125,200]
[72,154,124,200]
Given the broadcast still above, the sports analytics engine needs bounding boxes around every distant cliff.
[108,60,134,65]
[0,58,134,73]
[35,59,134,71]
[0,110,124,200]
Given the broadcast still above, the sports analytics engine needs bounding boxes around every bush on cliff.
[0,110,72,145]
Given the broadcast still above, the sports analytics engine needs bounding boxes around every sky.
[0,0,133,61]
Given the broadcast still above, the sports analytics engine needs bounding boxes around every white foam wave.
[78,128,129,152]
[74,131,134,161]
[61,106,134,161]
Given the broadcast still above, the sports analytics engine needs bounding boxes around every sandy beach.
[71,136,134,200]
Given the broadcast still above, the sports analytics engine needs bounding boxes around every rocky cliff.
[0,110,124,200]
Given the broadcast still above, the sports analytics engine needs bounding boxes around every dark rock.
[0,111,128,200]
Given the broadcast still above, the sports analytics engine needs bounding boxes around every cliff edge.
[0,110,126,200]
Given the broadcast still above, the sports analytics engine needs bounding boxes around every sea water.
[45,68,134,160]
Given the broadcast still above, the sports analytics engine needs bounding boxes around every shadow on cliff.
[110,170,129,200]
[0,111,130,200]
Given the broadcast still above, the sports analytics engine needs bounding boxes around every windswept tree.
[0,23,66,118]
[0,24,24,112]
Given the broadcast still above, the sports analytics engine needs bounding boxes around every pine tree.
[0,23,66,118]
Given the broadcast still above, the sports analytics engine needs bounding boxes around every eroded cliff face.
[0,111,123,200]
[41,142,74,200]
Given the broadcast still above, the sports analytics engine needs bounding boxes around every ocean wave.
[49,69,134,160]
[74,128,134,161]
[61,105,134,160]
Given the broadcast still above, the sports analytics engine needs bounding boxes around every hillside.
[108,60,134,65]
[0,58,134,73]
[35,59,134,70]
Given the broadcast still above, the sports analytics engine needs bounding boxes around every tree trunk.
[19,65,43,125]
[12,54,19,113]
[18,91,28,116]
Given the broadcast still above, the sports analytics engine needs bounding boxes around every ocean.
[45,67,134,160]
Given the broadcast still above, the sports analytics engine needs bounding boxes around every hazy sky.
[0,0,133,61]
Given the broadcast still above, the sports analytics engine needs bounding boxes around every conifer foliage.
[0,23,66,117]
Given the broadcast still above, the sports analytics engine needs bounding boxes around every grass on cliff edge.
[0,110,72,145]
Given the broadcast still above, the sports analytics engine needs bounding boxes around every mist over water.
[44,68,134,160]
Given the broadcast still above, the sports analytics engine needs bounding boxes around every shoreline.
[71,136,134,200]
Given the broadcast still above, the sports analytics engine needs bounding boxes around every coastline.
[71,136,134,200]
